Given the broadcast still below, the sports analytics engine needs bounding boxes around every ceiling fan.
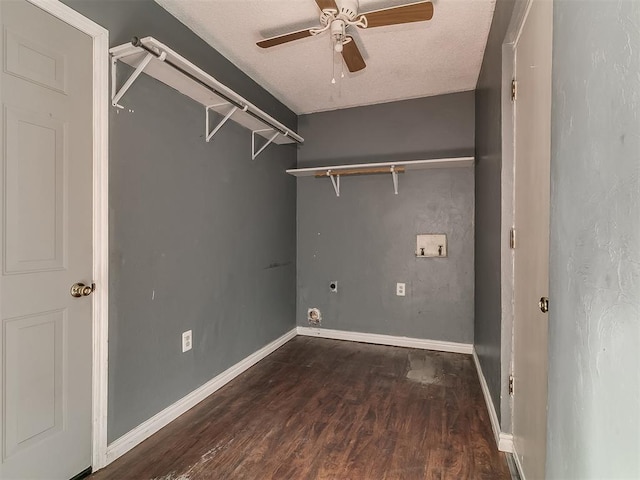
[257,0,434,73]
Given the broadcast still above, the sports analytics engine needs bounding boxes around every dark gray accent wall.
[297,93,475,342]
[547,1,640,477]
[298,94,475,166]
[62,0,297,442]
[474,0,515,423]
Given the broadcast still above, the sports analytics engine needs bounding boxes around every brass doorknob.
[539,296,549,313]
[71,282,95,298]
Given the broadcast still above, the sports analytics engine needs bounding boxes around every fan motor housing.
[339,0,359,21]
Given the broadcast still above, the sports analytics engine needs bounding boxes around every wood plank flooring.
[91,337,511,479]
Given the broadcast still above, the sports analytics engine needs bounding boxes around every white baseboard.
[512,444,526,479]
[296,326,473,354]
[105,328,297,465]
[472,348,513,453]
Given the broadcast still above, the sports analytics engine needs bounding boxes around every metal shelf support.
[391,166,399,195]
[206,103,246,142]
[252,129,281,160]
[328,171,340,197]
[111,52,161,108]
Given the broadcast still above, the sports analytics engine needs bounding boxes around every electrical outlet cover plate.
[396,283,406,296]
[416,234,447,257]
[182,330,192,352]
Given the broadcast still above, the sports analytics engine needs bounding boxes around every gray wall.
[474,0,515,423]
[547,1,640,477]
[297,93,475,342]
[62,0,298,442]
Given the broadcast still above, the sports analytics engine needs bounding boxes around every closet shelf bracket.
[391,166,399,195]
[316,166,401,196]
[206,103,245,142]
[328,171,341,197]
[252,129,282,160]
[111,51,163,108]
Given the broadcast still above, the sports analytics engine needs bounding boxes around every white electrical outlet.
[396,283,406,296]
[182,330,192,352]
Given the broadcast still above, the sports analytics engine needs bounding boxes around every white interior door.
[512,0,553,478]
[0,0,94,478]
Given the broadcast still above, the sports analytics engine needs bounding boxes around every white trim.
[472,349,513,453]
[505,0,534,46]
[24,0,110,471]
[503,2,548,472]
[500,41,516,437]
[26,0,106,33]
[512,444,526,480]
[90,27,110,471]
[512,0,534,47]
[296,327,473,354]
[105,328,297,465]
[500,0,535,442]
[499,432,514,453]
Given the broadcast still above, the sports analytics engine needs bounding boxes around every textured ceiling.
[155,0,496,114]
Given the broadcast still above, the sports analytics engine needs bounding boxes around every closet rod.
[130,37,300,144]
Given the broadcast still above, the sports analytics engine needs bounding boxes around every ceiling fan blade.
[342,37,366,72]
[362,1,434,28]
[257,29,314,48]
[315,0,338,12]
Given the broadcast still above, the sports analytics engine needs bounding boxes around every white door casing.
[0,0,109,476]
[511,0,553,478]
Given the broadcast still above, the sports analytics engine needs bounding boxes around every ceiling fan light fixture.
[330,18,346,51]
[330,19,345,36]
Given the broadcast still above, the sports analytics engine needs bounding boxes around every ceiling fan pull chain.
[331,36,337,85]
[340,23,346,81]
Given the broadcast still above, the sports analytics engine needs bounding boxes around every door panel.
[4,106,66,273]
[4,310,64,458]
[512,0,553,478]
[4,28,67,93]
[0,0,93,478]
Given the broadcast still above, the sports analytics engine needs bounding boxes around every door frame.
[502,0,548,476]
[24,0,110,470]
[500,0,533,437]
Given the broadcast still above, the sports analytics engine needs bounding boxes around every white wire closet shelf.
[110,36,304,159]
[286,157,475,196]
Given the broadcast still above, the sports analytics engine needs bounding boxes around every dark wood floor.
[91,337,511,479]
